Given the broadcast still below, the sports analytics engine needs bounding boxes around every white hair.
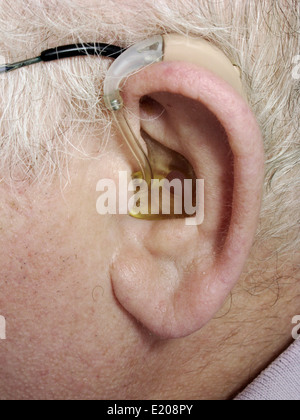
[0,0,299,266]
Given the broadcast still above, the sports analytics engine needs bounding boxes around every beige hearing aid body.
[163,35,244,98]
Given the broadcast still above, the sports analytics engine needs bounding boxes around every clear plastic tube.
[111,110,153,184]
[103,35,164,184]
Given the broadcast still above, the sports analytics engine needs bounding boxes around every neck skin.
[152,285,297,400]
[0,157,298,401]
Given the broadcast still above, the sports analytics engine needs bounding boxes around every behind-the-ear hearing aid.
[103,34,245,220]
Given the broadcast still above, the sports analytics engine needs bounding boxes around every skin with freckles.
[0,0,299,401]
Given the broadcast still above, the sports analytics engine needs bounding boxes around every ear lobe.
[111,61,265,339]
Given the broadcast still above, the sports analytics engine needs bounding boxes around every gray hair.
[0,0,299,265]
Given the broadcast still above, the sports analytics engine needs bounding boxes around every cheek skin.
[0,149,151,399]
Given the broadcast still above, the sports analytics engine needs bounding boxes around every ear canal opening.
[130,129,198,221]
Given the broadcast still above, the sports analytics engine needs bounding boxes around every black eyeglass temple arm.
[0,43,125,74]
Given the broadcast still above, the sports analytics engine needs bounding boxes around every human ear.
[110,45,265,340]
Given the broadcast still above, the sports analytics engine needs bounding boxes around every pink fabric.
[235,339,300,400]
